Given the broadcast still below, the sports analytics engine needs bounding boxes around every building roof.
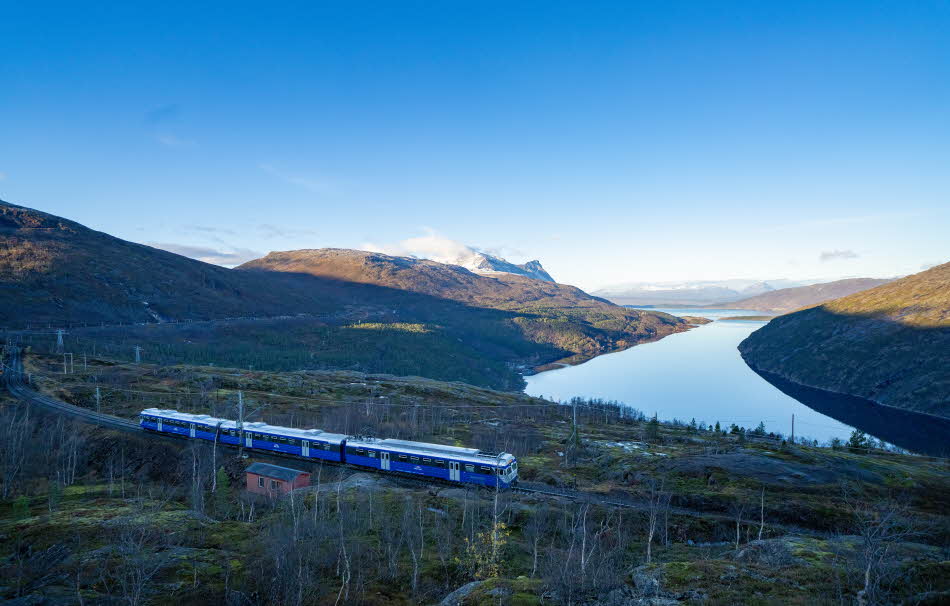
[246,462,309,482]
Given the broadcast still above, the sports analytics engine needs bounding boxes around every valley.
[0,200,691,391]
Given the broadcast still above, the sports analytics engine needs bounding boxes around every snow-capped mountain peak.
[460,251,555,282]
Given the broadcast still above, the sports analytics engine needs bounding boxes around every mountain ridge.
[714,277,895,313]
[0,199,690,390]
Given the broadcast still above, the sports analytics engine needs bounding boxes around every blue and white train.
[139,408,518,487]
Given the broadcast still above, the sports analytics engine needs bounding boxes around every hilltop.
[739,262,950,418]
[719,277,895,313]
[240,248,690,366]
[0,200,337,325]
[241,248,603,310]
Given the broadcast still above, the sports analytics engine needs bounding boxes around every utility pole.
[134,346,142,364]
[55,329,65,353]
[95,387,101,413]
[237,391,245,456]
[790,414,795,444]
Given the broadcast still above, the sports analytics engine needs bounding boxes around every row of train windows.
[344,448,496,474]
[249,434,336,450]
[147,419,335,451]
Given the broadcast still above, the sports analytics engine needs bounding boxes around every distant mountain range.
[720,278,895,313]
[740,262,950,419]
[0,199,689,389]
[594,278,818,306]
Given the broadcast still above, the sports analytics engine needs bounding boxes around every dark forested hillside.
[739,262,950,418]
[0,200,689,390]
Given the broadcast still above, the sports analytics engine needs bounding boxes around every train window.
[410,456,419,462]
[422,458,430,464]
[357,449,365,455]
[480,466,492,474]
[398,454,408,460]
[434,459,444,468]
[368,451,376,458]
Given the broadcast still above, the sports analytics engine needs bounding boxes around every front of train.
[497,452,519,487]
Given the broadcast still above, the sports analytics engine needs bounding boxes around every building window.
[271,480,279,490]
[258,477,264,488]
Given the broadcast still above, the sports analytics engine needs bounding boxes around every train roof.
[347,436,515,466]
[140,408,347,443]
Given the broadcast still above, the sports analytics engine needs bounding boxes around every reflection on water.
[749,368,950,456]
[524,308,949,454]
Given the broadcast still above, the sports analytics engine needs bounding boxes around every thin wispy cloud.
[144,103,181,124]
[156,133,196,147]
[188,225,237,236]
[148,242,261,267]
[258,224,319,239]
[819,249,859,262]
[259,163,334,194]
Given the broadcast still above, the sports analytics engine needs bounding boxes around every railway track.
[1,350,831,535]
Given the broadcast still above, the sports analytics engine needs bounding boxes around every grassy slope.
[739,262,950,417]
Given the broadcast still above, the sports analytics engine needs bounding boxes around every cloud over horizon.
[148,242,261,266]
[362,230,484,267]
[819,249,859,262]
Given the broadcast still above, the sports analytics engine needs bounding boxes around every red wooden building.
[245,462,310,497]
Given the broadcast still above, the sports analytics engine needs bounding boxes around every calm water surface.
[525,309,861,444]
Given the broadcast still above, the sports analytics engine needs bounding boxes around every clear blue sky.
[2,1,947,289]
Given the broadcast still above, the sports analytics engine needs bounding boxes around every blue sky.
[1,1,947,290]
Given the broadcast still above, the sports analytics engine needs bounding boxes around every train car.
[241,421,347,462]
[344,437,518,487]
[139,409,347,463]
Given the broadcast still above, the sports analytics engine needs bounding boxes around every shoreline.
[526,315,710,375]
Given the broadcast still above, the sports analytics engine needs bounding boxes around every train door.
[157,418,163,432]
[245,432,253,448]
[302,440,310,457]
[189,423,196,438]
[449,461,460,482]
[381,451,390,471]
